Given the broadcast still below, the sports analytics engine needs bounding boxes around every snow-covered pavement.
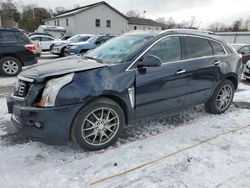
[1,56,250,188]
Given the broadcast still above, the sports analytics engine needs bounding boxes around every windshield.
[86,35,153,64]
[68,35,91,43]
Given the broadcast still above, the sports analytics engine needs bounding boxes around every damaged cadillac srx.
[7,29,242,150]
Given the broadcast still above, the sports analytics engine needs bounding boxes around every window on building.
[185,36,213,59]
[134,26,137,30]
[66,18,69,27]
[57,20,60,26]
[156,28,159,30]
[148,27,151,30]
[143,27,146,31]
[54,20,56,26]
[144,36,182,63]
[106,20,111,28]
[96,19,101,27]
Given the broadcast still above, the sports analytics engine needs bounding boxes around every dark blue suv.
[0,28,38,76]
[7,29,242,150]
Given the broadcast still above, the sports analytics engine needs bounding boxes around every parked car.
[7,29,242,150]
[237,45,250,64]
[51,34,94,57]
[29,35,55,51]
[0,28,38,76]
[65,34,114,55]
[231,44,245,51]
[243,60,250,80]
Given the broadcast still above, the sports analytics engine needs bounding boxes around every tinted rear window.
[185,36,213,59]
[0,31,17,43]
[210,40,225,55]
[15,31,31,44]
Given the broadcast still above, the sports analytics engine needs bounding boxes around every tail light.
[25,44,36,53]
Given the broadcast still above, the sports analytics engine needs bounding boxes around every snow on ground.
[1,56,250,188]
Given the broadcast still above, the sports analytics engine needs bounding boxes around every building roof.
[127,17,162,27]
[44,1,127,21]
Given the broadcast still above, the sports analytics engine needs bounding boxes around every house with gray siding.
[44,1,162,36]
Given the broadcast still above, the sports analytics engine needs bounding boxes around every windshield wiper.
[84,55,103,64]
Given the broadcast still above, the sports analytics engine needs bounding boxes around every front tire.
[71,98,125,151]
[205,79,235,114]
[0,56,22,76]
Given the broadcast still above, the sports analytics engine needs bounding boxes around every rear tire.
[0,56,22,76]
[71,98,125,151]
[205,79,235,114]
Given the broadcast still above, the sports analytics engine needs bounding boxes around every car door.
[40,36,54,50]
[134,36,189,118]
[238,46,250,64]
[182,36,221,106]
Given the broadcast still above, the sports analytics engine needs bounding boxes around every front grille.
[14,80,31,97]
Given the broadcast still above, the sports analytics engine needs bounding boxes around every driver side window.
[144,36,182,63]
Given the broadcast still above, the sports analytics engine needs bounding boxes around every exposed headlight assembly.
[36,73,74,107]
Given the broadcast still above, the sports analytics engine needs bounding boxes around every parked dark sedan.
[7,29,242,150]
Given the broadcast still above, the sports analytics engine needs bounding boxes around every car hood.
[19,56,106,82]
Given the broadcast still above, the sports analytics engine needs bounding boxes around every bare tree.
[126,10,141,18]
[54,6,66,15]
[0,0,19,27]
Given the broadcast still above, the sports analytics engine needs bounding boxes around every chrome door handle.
[176,70,186,74]
[214,61,221,65]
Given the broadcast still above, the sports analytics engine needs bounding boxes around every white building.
[128,17,162,31]
[44,1,162,36]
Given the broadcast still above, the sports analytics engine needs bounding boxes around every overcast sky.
[16,0,250,28]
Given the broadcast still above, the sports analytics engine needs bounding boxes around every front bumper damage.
[6,83,82,144]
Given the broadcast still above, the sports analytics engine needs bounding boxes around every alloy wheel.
[3,60,19,75]
[81,107,120,146]
[216,84,233,111]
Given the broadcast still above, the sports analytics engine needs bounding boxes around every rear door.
[182,36,223,106]
[135,36,189,118]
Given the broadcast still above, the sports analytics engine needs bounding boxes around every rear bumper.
[7,96,82,144]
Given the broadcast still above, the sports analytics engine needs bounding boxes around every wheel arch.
[0,53,23,65]
[69,95,129,139]
[223,74,238,90]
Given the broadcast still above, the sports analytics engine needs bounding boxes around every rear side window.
[31,37,41,41]
[185,37,213,59]
[145,36,182,63]
[41,37,53,41]
[210,40,225,55]
[0,31,17,43]
[15,31,31,44]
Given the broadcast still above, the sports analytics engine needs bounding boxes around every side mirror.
[137,55,161,68]
[240,51,245,55]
